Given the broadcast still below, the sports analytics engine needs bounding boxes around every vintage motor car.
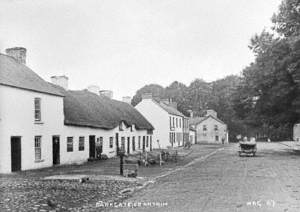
[238,137,257,157]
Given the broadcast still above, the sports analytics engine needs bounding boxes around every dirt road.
[107,143,300,212]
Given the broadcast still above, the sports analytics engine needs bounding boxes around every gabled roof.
[189,115,226,126]
[153,100,185,117]
[51,84,154,130]
[0,54,64,96]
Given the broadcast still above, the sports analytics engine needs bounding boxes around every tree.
[131,84,165,106]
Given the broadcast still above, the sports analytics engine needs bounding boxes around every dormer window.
[34,98,41,121]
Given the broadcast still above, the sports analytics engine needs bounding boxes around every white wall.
[62,124,151,164]
[168,114,184,147]
[0,85,64,173]
[0,85,152,173]
[195,117,228,144]
[136,99,170,149]
[294,124,300,142]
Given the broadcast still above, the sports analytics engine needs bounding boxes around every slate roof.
[51,84,154,130]
[0,53,64,96]
[153,100,186,117]
[189,115,226,126]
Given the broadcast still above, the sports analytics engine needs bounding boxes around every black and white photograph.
[0,0,300,211]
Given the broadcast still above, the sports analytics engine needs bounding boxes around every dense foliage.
[132,0,300,141]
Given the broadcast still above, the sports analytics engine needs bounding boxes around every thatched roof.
[0,54,63,96]
[51,84,154,130]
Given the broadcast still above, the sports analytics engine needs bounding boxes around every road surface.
[107,143,300,212]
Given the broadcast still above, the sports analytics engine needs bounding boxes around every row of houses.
[0,47,228,173]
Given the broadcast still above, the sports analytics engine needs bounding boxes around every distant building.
[0,47,154,173]
[135,94,189,149]
[294,123,300,142]
[189,110,228,144]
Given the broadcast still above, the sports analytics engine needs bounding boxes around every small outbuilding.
[294,123,300,142]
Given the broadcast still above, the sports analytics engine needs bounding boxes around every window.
[109,137,114,148]
[138,136,141,149]
[169,117,172,128]
[176,118,178,127]
[132,137,135,151]
[173,117,175,127]
[203,125,207,131]
[179,119,181,128]
[214,125,218,131]
[34,136,42,160]
[67,137,73,152]
[79,136,85,151]
[34,98,41,121]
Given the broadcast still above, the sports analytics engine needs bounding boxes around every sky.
[0,0,282,100]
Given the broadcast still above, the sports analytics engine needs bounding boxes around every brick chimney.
[87,85,100,95]
[206,109,217,118]
[51,75,69,90]
[5,47,27,64]
[100,90,113,99]
[122,96,132,104]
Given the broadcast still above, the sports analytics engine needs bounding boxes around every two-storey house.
[0,47,154,173]
[189,110,228,144]
[135,94,189,149]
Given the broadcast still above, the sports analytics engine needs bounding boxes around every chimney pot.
[5,47,27,64]
[87,85,101,95]
[206,109,217,118]
[100,90,113,99]
[51,75,69,90]
[122,96,132,104]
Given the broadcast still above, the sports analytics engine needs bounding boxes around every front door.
[89,135,96,158]
[11,137,21,172]
[52,136,60,165]
[127,137,130,154]
[115,133,119,154]
[142,136,145,152]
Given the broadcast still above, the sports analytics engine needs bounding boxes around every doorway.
[52,136,60,165]
[142,136,145,152]
[11,136,21,172]
[89,135,96,158]
[127,137,130,154]
[115,133,119,154]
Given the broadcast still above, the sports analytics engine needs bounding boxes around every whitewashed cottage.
[189,110,228,144]
[0,47,154,173]
[135,94,189,149]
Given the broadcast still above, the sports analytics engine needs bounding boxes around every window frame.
[34,98,41,121]
[67,137,74,152]
[34,136,42,161]
[79,136,85,151]
[109,137,114,148]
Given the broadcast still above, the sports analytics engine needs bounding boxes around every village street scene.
[1,0,300,211]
